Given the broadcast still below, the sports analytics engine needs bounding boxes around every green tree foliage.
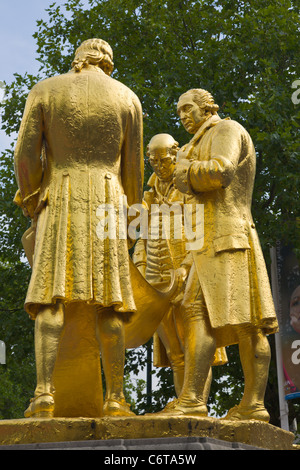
[0,0,299,422]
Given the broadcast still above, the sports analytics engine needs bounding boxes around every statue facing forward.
[14,39,144,418]
[157,88,279,421]
[133,133,227,407]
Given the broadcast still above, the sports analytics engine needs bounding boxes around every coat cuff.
[175,159,193,194]
[13,188,40,219]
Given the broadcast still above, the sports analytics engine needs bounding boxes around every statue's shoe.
[24,393,55,418]
[222,404,270,422]
[103,398,135,417]
[153,399,208,417]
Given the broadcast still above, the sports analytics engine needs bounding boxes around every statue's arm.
[14,86,44,217]
[121,93,144,207]
[176,121,243,194]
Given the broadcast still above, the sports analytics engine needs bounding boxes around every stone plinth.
[0,416,295,450]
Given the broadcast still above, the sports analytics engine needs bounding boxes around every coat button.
[62,170,69,176]
[105,173,112,179]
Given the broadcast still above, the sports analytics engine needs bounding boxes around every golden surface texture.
[14,52,143,317]
[133,133,227,401]
[52,303,103,418]
[154,88,279,419]
[13,36,279,425]
[0,417,295,450]
[175,99,278,345]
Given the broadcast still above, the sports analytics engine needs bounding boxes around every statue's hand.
[176,266,189,286]
[171,266,189,305]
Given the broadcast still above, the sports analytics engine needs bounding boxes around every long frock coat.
[14,66,144,318]
[175,114,278,348]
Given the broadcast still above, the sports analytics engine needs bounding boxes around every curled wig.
[71,38,114,75]
[179,89,219,114]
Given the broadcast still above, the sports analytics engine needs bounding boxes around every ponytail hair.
[71,38,114,75]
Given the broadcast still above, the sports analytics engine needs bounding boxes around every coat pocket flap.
[213,233,250,253]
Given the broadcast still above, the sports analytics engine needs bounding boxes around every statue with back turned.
[14,38,144,418]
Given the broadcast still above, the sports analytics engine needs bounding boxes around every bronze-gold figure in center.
[133,133,227,407]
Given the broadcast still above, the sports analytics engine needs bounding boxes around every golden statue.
[133,134,186,396]
[156,88,279,421]
[133,133,227,404]
[13,36,278,425]
[13,39,176,419]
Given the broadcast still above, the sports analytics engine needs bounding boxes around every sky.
[0,0,76,152]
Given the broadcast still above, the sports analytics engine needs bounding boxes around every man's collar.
[147,172,174,196]
[190,114,221,145]
[147,172,157,187]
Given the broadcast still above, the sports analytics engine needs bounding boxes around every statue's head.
[71,38,114,75]
[147,134,179,182]
[177,88,219,134]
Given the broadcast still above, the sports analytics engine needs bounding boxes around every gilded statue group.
[14,39,279,422]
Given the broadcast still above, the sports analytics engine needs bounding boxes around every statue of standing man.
[160,88,279,421]
[14,39,144,418]
[133,133,227,403]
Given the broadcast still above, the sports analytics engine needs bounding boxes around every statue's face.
[149,150,176,181]
[177,94,206,134]
[290,286,300,334]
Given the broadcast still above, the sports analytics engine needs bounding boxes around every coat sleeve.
[121,92,144,207]
[178,120,245,194]
[14,85,44,217]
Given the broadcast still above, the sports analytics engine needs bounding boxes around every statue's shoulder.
[29,73,69,95]
[214,117,248,137]
[214,117,254,153]
[108,75,142,106]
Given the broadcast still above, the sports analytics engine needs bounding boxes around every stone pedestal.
[0,416,295,450]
